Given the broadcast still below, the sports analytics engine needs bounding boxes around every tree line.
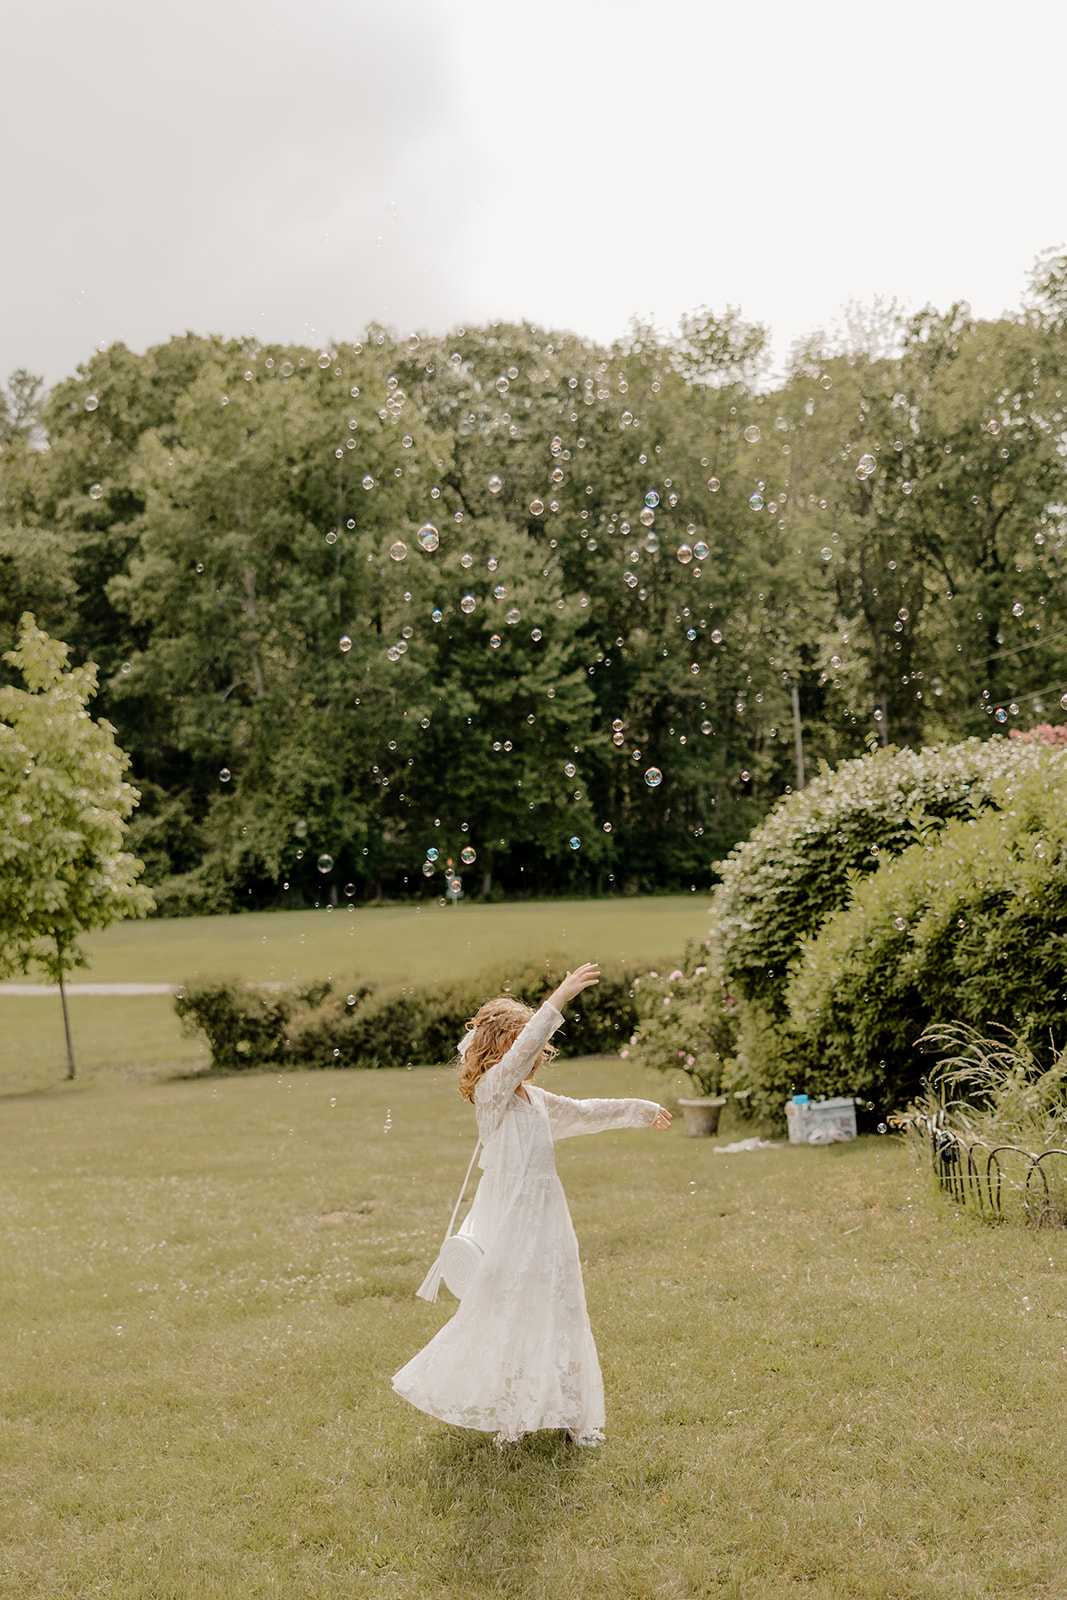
[2,255,1066,910]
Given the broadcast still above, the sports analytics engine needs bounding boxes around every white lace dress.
[392,1001,660,1439]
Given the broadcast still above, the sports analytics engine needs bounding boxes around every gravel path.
[0,983,177,996]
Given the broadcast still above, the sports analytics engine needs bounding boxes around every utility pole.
[791,684,805,790]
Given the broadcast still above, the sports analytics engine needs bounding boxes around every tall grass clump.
[913,1022,1067,1151]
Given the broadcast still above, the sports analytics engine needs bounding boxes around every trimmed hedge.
[174,956,659,1073]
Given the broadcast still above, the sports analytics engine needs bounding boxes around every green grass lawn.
[58,896,716,986]
[4,1054,1067,1599]
[1,898,711,1096]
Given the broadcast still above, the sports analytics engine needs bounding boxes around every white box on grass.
[785,1096,858,1144]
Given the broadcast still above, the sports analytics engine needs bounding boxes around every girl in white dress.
[392,961,672,1447]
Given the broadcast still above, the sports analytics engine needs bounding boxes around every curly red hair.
[456,995,558,1102]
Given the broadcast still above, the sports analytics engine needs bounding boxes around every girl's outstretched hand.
[652,1107,672,1130]
[548,961,600,1012]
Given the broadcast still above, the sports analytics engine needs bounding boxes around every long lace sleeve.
[536,1089,661,1140]
[474,1002,564,1141]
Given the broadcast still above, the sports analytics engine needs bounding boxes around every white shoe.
[494,1430,525,1449]
[567,1428,605,1448]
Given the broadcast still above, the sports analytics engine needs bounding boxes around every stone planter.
[677,1096,727,1138]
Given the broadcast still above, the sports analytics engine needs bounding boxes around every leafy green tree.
[0,616,153,1076]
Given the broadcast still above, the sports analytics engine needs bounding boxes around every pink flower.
[619,1048,630,1059]
[648,970,658,979]
[663,997,671,1006]
[629,1034,638,1046]
[686,1054,696,1067]
[694,966,707,977]
[669,969,684,982]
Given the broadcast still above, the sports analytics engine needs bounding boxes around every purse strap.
[440,1137,482,1250]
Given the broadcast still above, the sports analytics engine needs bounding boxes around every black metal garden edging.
[906,1114,1067,1227]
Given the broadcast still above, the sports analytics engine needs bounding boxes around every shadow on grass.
[403,1424,586,1592]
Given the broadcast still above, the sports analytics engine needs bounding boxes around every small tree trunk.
[56,935,76,1080]
[791,683,805,790]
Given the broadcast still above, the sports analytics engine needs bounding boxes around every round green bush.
[782,760,1067,1113]
[712,737,1054,1018]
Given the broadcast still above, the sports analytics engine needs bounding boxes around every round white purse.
[439,1231,485,1298]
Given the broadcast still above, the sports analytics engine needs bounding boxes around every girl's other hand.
[548,961,600,1011]
[652,1107,672,1130]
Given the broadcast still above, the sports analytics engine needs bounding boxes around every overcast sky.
[4,0,1065,385]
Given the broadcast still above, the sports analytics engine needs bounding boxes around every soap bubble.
[821,547,833,561]
[701,720,712,735]
[564,761,576,778]
[749,493,764,511]
[325,530,338,545]
[422,861,434,877]
[820,374,833,390]
[644,767,663,788]
[856,453,876,479]
[431,608,443,623]
[694,541,709,561]
[707,477,720,492]
[531,628,542,641]
[645,490,660,508]
[743,425,760,443]
[893,916,906,931]
[1012,601,1024,617]
[877,1122,887,1134]
[551,467,564,485]
[1061,693,1067,711]
[89,483,103,500]
[530,499,545,516]
[612,718,624,732]
[279,361,294,377]
[390,541,408,562]
[621,410,633,425]
[317,853,334,874]
[493,584,507,600]
[495,375,509,394]
[676,544,693,565]
[344,883,356,897]
[85,394,99,412]
[362,475,374,490]
[219,767,231,782]
[460,552,473,569]
[711,629,723,644]
[417,523,439,552]
[569,836,581,851]
[387,646,401,661]
[639,508,655,527]
[317,353,331,369]
[643,533,659,554]
[461,846,477,865]
[995,707,1008,723]
[902,480,913,494]
[489,634,501,649]
[488,474,503,495]
[987,419,1002,437]
[339,635,352,653]
[505,608,521,625]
